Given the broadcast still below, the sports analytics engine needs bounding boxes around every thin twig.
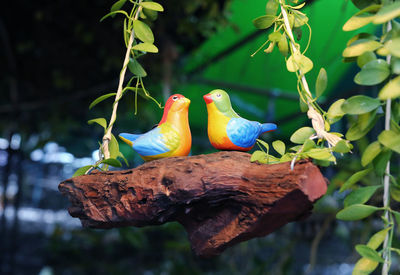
[102,2,143,159]
[382,19,392,275]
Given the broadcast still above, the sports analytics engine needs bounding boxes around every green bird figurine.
[203,89,277,151]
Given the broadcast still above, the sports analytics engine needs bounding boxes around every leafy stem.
[101,2,143,160]
[279,0,313,104]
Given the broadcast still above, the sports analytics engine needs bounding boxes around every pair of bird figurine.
[119,90,277,161]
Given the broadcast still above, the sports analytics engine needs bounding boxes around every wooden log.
[59,151,327,257]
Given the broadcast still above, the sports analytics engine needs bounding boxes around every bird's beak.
[183,97,191,106]
[203,93,213,104]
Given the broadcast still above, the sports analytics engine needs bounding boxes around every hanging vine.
[73,0,164,176]
[252,0,400,274]
[250,0,352,168]
[335,0,400,274]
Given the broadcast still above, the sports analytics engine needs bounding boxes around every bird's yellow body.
[119,94,191,161]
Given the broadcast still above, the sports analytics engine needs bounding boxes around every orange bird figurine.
[203,89,277,151]
[119,94,191,161]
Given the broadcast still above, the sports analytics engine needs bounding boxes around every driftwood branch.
[59,151,327,257]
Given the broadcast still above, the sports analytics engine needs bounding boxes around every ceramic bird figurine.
[119,94,191,161]
[203,89,277,151]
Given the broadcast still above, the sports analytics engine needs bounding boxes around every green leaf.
[378,130,400,153]
[272,140,285,156]
[132,42,158,53]
[73,165,93,177]
[344,186,381,207]
[100,10,129,22]
[354,59,390,86]
[111,0,127,13]
[315,68,327,98]
[341,95,381,115]
[139,2,164,12]
[257,139,269,152]
[342,39,382,57]
[252,15,276,29]
[288,14,295,29]
[384,37,400,58]
[290,127,315,144]
[142,7,158,21]
[373,149,392,176]
[264,42,275,54]
[391,57,400,74]
[89,93,117,109]
[367,227,392,249]
[293,10,308,27]
[332,140,351,153]
[292,2,306,9]
[109,134,120,159]
[346,111,378,141]
[340,168,372,192]
[305,148,335,162]
[101,158,122,167]
[355,245,384,263]
[294,53,313,74]
[280,153,292,163]
[376,46,390,56]
[251,150,267,163]
[268,32,282,42]
[278,33,289,57]
[343,5,381,32]
[353,257,379,274]
[373,2,400,24]
[379,75,400,100]
[347,33,378,47]
[132,20,154,43]
[299,98,308,112]
[391,182,400,202]
[286,54,299,72]
[336,204,380,220]
[128,58,147,77]
[357,51,376,68]
[361,141,382,166]
[302,139,316,152]
[359,110,377,131]
[327,99,346,124]
[266,0,279,15]
[88,118,107,130]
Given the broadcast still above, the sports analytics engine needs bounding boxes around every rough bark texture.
[59,151,327,257]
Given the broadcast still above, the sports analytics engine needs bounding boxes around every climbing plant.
[336,0,400,274]
[73,0,163,176]
[250,0,352,167]
[251,0,400,274]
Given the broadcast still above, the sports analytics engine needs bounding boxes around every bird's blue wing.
[131,127,170,156]
[226,118,262,148]
[132,125,181,157]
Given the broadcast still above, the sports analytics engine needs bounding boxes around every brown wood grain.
[59,151,327,257]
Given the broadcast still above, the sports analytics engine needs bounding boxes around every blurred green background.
[1,0,397,274]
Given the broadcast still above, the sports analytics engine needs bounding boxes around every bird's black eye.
[172,96,179,101]
[216,93,222,98]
